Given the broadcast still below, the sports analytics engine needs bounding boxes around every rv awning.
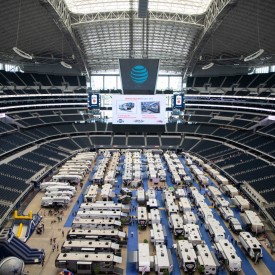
[115,220,122,226]
[118,231,126,238]
[128,251,138,263]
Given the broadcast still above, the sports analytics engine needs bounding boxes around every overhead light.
[202,62,214,70]
[244,49,264,62]
[60,61,72,69]
[12,47,32,60]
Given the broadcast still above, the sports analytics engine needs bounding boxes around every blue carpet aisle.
[64,155,103,227]
[126,190,138,275]
[181,157,258,275]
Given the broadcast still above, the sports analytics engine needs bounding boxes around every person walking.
[131,231,134,237]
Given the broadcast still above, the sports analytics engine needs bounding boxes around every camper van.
[197,243,219,275]
[233,195,250,212]
[52,174,82,185]
[183,224,203,246]
[177,240,197,273]
[238,232,262,261]
[178,197,192,213]
[41,196,70,207]
[183,212,197,225]
[215,239,242,273]
[148,209,161,225]
[207,218,226,242]
[219,206,234,221]
[242,210,264,234]
[45,190,74,198]
[84,184,99,202]
[76,210,125,219]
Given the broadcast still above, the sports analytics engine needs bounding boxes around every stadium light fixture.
[202,62,214,70]
[12,47,32,60]
[60,61,72,69]
[244,49,264,62]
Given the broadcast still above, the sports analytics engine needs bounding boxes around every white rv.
[169,214,184,236]
[183,212,197,225]
[55,252,122,274]
[178,197,192,213]
[154,244,173,275]
[222,184,238,197]
[137,188,146,205]
[175,188,187,199]
[41,196,71,207]
[150,223,165,245]
[208,186,222,199]
[215,239,242,273]
[207,218,226,242]
[197,243,219,275]
[52,174,82,185]
[183,224,202,246]
[44,190,74,198]
[46,185,76,195]
[40,181,69,191]
[61,239,120,253]
[138,207,148,228]
[138,243,151,273]
[232,195,250,212]
[242,210,264,234]
[84,184,99,202]
[76,210,124,219]
[72,217,121,229]
[177,240,197,273]
[148,209,161,225]
[67,229,126,242]
[219,206,234,221]
[238,232,262,261]
[147,198,158,209]
[215,175,229,185]
[213,196,229,208]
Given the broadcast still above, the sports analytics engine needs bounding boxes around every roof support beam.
[39,0,90,76]
[71,11,204,27]
[182,0,238,77]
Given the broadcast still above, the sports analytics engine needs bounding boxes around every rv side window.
[57,261,67,268]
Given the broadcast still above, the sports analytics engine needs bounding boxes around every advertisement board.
[112,94,166,125]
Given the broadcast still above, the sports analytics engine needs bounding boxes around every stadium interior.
[0,0,275,275]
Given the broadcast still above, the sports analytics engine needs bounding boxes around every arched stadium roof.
[0,0,275,75]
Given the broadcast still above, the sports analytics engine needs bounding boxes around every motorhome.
[242,210,264,234]
[207,218,226,242]
[146,189,156,200]
[61,240,120,253]
[148,209,161,225]
[138,243,151,273]
[207,186,222,199]
[76,210,125,219]
[228,217,242,234]
[213,196,229,208]
[154,244,173,275]
[198,204,214,222]
[72,217,121,229]
[137,188,146,205]
[44,190,74,198]
[67,229,126,242]
[178,197,192,213]
[40,181,69,191]
[221,184,238,197]
[166,203,179,216]
[147,198,158,209]
[150,223,165,245]
[46,185,76,195]
[59,168,86,176]
[215,239,242,273]
[219,206,234,221]
[232,195,250,212]
[84,184,99,202]
[183,212,197,225]
[175,188,187,199]
[138,207,148,228]
[169,214,184,236]
[41,196,71,207]
[183,224,202,246]
[215,175,229,185]
[238,232,262,261]
[176,240,197,273]
[52,174,82,185]
[197,174,209,186]
[197,243,219,275]
[55,252,122,274]
[79,202,129,212]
